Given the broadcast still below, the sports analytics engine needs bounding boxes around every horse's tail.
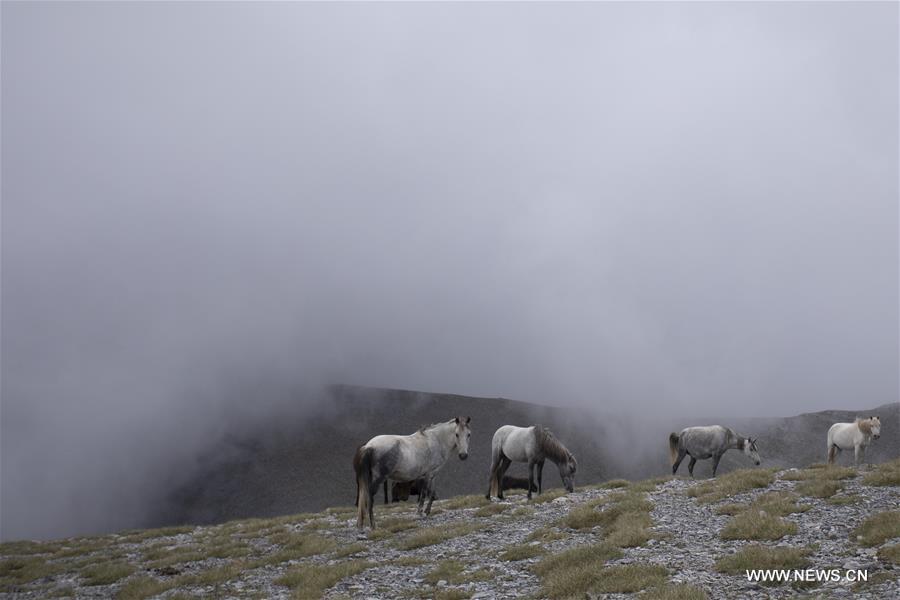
[354,446,374,528]
[668,432,680,466]
[489,441,501,497]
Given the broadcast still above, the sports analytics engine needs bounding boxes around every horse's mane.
[417,420,451,434]
[534,425,573,464]
[855,417,877,435]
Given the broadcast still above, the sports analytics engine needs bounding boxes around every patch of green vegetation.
[720,510,798,541]
[49,585,76,598]
[115,575,175,600]
[852,570,897,590]
[852,511,900,547]
[474,503,508,517]
[81,562,136,586]
[687,469,776,503]
[795,479,842,499]
[877,543,900,565]
[716,545,811,585]
[396,523,480,550]
[333,543,367,559]
[862,458,900,487]
[276,560,374,596]
[440,495,491,510]
[499,543,545,561]
[642,583,709,600]
[0,557,62,586]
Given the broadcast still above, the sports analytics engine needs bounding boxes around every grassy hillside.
[2,460,898,599]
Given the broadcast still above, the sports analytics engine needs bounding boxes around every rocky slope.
[2,460,898,599]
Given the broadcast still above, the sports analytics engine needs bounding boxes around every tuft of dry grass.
[333,543,367,559]
[115,575,174,600]
[851,511,900,547]
[862,458,900,487]
[276,560,374,596]
[267,530,337,559]
[716,545,811,584]
[395,523,480,551]
[474,503,508,518]
[532,544,621,579]
[600,479,631,489]
[877,543,900,565]
[120,525,193,544]
[175,562,246,587]
[538,559,666,598]
[687,469,775,503]
[795,479,842,498]
[720,510,797,541]
[826,494,861,506]
[0,557,62,586]
[440,495,490,510]
[531,488,568,504]
[557,490,655,548]
[499,543,545,561]
[366,517,418,541]
[81,562,136,586]
[526,527,569,543]
[780,465,856,482]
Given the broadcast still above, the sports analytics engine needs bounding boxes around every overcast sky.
[2,2,897,539]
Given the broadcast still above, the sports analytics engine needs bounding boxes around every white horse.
[827,416,881,465]
[486,425,577,500]
[354,416,471,529]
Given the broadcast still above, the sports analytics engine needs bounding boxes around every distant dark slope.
[156,387,898,528]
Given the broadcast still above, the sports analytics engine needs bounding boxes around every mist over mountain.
[156,386,898,529]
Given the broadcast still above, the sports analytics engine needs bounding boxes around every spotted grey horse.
[669,425,760,477]
[486,425,576,500]
[354,417,471,529]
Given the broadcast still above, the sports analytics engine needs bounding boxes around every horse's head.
[559,454,577,492]
[743,438,761,466]
[870,416,881,440]
[453,416,471,460]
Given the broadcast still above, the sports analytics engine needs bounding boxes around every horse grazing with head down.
[486,425,577,500]
[669,426,760,477]
[354,416,471,529]
[827,416,881,465]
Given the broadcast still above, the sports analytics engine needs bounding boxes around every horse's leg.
[828,444,837,465]
[536,459,545,495]
[497,457,512,500]
[383,480,389,505]
[855,444,862,466]
[424,476,436,515]
[527,460,536,500]
[688,456,697,478]
[672,449,687,475]
[711,453,723,477]
[486,453,502,499]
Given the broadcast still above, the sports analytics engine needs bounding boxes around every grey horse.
[669,426,760,477]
